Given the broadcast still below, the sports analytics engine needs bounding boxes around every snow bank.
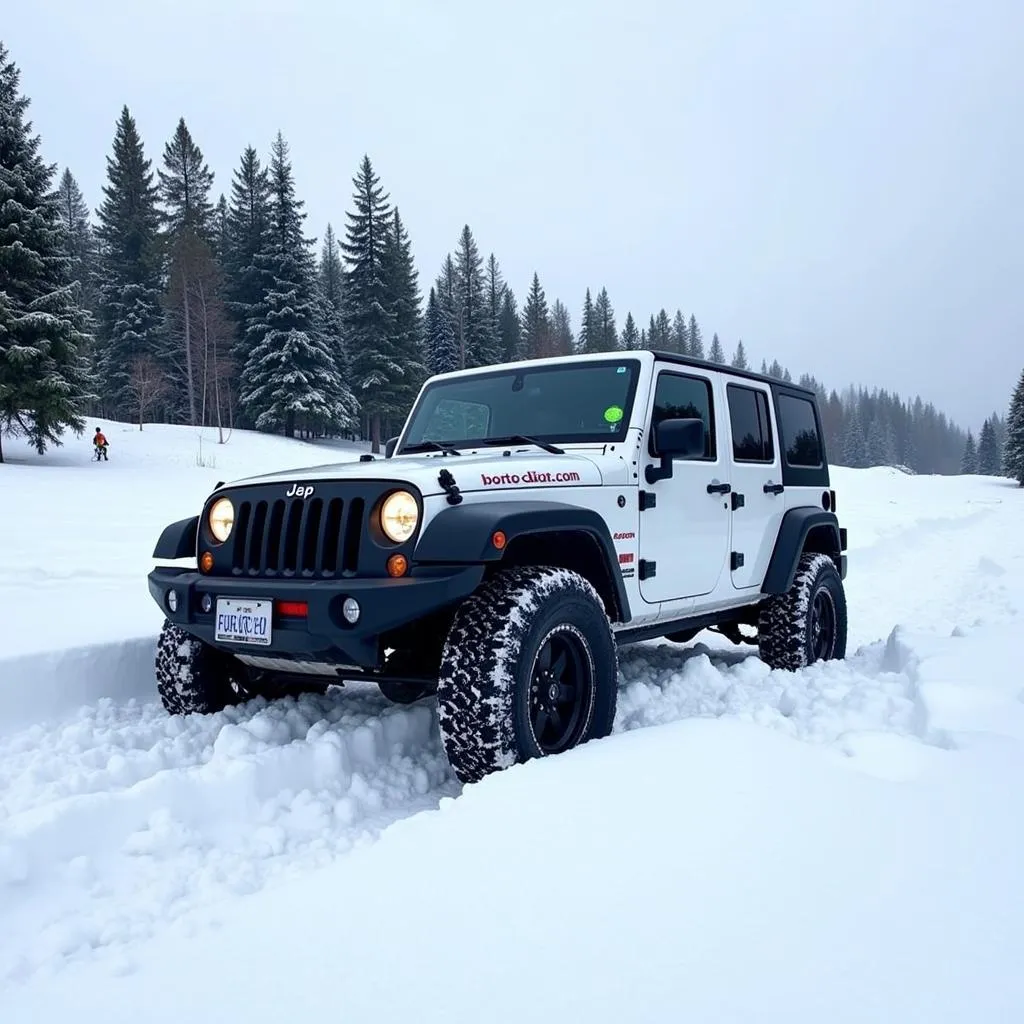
[0,420,365,666]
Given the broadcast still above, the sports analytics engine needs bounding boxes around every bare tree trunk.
[371,412,381,453]
[0,431,5,464]
[182,265,197,427]
[197,278,209,429]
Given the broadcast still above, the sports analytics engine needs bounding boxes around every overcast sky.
[7,0,1023,429]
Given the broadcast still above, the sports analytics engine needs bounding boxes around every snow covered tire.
[436,566,618,785]
[155,620,252,716]
[757,552,847,671]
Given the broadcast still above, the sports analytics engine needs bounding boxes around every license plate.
[214,598,272,646]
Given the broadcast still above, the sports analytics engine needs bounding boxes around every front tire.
[155,620,253,715]
[757,552,848,671]
[436,566,618,784]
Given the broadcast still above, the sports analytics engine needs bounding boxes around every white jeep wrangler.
[148,350,848,783]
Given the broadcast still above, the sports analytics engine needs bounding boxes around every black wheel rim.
[809,587,836,661]
[529,626,594,755]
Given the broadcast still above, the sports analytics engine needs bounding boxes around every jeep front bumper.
[147,564,485,669]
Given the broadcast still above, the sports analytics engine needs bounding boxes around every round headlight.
[380,490,418,543]
[208,497,234,543]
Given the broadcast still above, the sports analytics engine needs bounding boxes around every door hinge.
[731,552,745,571]
[639,490,657,511]
[731,492,745,510]
[639,559,657,580]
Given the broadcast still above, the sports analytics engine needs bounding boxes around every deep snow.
[1,422,1022,1021]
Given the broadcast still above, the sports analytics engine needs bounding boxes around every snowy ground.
[1,422,1022,1022]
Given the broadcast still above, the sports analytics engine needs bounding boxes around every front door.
[724,381,786,589]
[638,368,731,604]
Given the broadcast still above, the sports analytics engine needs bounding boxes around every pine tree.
[977,418,1000,475]
[842,412,867,468]
[0,42,95,461]
[671,310,687,354]
[594,287,617,351]
[94,105,164,418]
[55,168,99,321]
[579,287,596,353]
[620,311,639,350]
[1002,369,1024,485]
[159,118,216,424]
[708,332,724,363]
[382,207,426,415]
[654,309,671,348]
[521,273,550,359]
[498,288,522,362]
[453,224,497,367]
[158,118,214,239]
[731,340,748,370]
[317,222,348,382]
[960,430,977,473]
[485,254,505,356]
[688,315,704,360]
[425,287,458,375]
[550,299,573,355]
[222,145,272,378]
[240,132,350,437]
[341,155,400,451]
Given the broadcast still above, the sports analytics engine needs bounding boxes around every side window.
[777,394,823,467]
[727,384,774,463]
[649,372,715,460]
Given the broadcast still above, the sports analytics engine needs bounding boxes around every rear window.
[727,384,774,463]
[777,394,823,467]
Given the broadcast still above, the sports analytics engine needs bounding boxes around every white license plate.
[214,598,273,646]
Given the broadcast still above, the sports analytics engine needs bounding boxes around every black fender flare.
[762,508,843,594]
[413,500,631,622]
[153,516,199,560]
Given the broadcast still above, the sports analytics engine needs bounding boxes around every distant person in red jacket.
[93,427,109,461]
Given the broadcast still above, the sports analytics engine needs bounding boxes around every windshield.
[399,359,642,451]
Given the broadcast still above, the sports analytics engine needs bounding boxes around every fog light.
[167,589,179,613]
[200,593,213,613]
[342,597,361,624]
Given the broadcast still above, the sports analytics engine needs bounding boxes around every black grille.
[230,496,365,577]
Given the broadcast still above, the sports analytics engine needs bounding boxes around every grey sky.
[7,0,1023,429]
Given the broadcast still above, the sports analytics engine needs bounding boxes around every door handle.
[707,481,731,495]
[763,483,785,495]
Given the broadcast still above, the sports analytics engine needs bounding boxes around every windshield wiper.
[479,434,565,455]
[401,439,462,456]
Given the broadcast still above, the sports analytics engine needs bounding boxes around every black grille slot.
[228,492,365,577]
[342,497,364,574]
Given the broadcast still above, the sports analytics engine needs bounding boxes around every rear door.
[725,381,785,590]
[637,366,731,604]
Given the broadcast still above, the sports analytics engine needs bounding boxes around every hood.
[221,445,632,497]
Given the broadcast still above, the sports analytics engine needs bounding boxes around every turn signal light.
[277,601,308,618]
[386,553,408,577]
[199,551,214,573]
[492,530,507,550]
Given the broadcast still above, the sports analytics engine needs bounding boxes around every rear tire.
[155,620,252,715]
[436,566,618,784]
[757,552,847,671]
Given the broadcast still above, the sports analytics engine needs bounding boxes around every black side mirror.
[646,417,706,484]
[385,436,399,459]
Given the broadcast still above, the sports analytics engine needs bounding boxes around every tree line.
[2,38,1022,480]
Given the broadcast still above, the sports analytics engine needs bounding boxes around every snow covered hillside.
[1,422,1022,1022]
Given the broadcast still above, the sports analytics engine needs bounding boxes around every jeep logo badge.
[286,483,314,499]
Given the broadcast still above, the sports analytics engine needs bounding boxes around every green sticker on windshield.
[604,405,624,424]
